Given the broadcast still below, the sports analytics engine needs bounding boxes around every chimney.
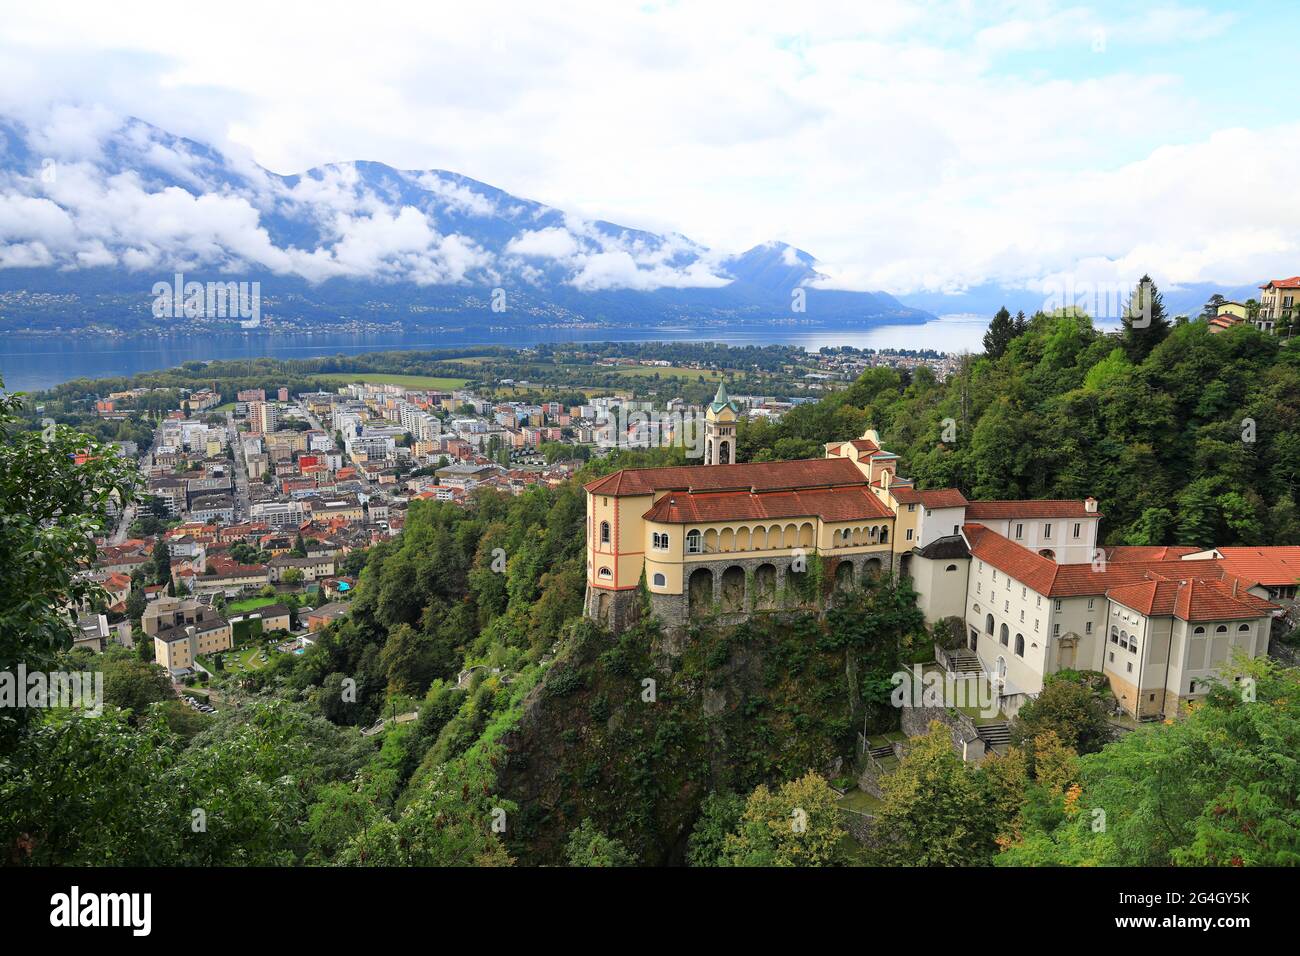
[1084,497,1098,514]
[1233,578,1239,597]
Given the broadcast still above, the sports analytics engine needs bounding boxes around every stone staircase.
[976,721,1012,751]
[946,648,983,674]
[867,743,895,761]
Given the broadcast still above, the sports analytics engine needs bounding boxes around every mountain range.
[0,113,932,334]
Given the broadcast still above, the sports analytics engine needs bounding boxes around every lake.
[0,315,995,392]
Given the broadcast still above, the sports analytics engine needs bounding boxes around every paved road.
[228,410,251,521]
[297,399,328,436]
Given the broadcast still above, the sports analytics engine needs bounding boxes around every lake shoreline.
[0,315,992,392]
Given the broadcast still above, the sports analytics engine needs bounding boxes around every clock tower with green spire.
[704,381,739,465]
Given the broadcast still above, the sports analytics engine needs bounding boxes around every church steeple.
[704,380,738,465]
[709,381,738,416]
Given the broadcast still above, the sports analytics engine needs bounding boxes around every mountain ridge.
[0,112,932,333]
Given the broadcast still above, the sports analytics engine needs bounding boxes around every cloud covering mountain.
[0,109,928,330]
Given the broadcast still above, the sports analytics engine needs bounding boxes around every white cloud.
[412,173,498,217]
[0,1,1287,295]
[506,227,579,259]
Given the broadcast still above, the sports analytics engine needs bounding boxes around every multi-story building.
[583,400,1279,719]
[144,596,234,673]
[963,526,1274,717]
[1258,276,1300,332]
[189,495,235,524]
[250,499,307,528]
[248,401,279,435]
[267,555,336,583]
[147,477,187,516]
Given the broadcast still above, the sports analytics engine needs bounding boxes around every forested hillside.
[5,297,1300,867]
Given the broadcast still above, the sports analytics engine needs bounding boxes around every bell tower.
[704,381,739,465]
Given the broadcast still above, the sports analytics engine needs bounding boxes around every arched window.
[945,564,958,572]
[1238,623,1250,632]
[652,572,666,587]
[1014,633,1024,657]
[685,529,703,554]
[1215,624,1228,634]
[985,613,994,635]
[880,527,889,544]
[599,521,611,545]
[597,566,612,580]
[999,623,1009,646]
[1193,625,1206,635]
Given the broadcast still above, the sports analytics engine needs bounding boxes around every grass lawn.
[865,731,906,749]
[311,372,468,390]
[202,641,279,675]
[837,789,883,814]
[227,596,278,614]
[602,365,722,381]
[919,662,1005,725]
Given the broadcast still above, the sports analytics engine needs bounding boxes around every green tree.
[983,306,1015,359]
[872,722,992,866]
[1001,657,1300,866]
[687,791,746,867]
[1121,274,1171,363]
[565,818,636,866]
[721,772,847,867]
[0,384,139,746]
[100,648,176,720]
[1124,507,1174,546]
[1008,676,1112,759]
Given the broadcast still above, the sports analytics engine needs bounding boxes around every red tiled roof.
[643,485,893,524]
[963,523,1245,599]
[1105,545,1200,563]
[1212,547,1300,587]
[892,487,969,509]
[1107,576,1275,623]
[966,499,1099,519]
[584,457,866,496]
[1261,276,1300,290]
[964,524,1060,592]
[849,439,880,453]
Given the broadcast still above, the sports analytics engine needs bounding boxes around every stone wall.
[583,585,641,634]
[899,705,985,762]
[644,552,890,632]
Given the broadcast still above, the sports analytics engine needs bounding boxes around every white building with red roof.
[584,422,1284,719]
[963,523,1277,718]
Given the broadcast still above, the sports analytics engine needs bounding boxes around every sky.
[0,0,1297,296]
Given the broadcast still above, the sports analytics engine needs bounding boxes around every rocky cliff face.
[496,588,921,864]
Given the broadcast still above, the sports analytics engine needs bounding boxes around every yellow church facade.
[583,385,904,630]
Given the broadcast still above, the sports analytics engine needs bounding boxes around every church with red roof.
[585,414,1284,720]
